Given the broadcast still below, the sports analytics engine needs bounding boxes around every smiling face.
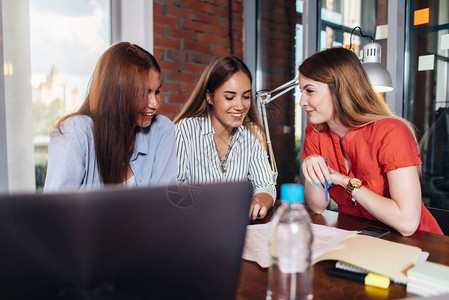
[207,71,252,133]
[298,73,335,125]
[136,68,162,128]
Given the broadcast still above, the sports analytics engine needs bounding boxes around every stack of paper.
[407,261,449,297]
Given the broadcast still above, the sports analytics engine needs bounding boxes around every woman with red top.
[299,47,443,236]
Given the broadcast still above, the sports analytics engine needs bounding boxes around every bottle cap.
[280,184,304,203]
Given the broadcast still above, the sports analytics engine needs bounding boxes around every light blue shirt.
[44,114,177,192]
[175,115,276,202]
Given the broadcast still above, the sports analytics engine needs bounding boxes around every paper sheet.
[414,8,430,26]
[241,222,358,268]
[375,24,388,40]
[418,54,435,71]
[441,34,449,50]
[241,223,272,268]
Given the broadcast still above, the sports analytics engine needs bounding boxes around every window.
[0,0,111,193]
[406,0,449,210]
[30,0,111,191]
[0,0,154,194]
[319,0,388,67]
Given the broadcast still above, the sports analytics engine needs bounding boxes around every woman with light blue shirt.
[174,56,276,220]
[44,42,177,192]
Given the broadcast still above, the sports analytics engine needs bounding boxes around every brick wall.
[153,0,243,119]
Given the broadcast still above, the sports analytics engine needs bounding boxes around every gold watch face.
[349,178,362,188]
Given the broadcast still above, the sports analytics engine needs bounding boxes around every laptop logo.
[166,183,202,208]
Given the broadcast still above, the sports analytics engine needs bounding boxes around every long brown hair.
[174,56,266,145]
[56,42,161,184]
[299,47,417,139]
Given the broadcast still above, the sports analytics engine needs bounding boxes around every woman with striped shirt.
[174,56,276,220]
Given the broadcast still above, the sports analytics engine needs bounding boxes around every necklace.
[214,132,234,173]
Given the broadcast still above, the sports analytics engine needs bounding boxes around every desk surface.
[236,202,449,300]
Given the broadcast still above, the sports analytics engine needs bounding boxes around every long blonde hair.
[174,56,266,145]
[299,47,417,139]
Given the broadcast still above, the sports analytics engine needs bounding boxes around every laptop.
[0,181,253,299]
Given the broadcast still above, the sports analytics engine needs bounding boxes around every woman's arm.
[248,133,276,220]
[301,154,331,214]
[175,122,189,184]
[44,120,88,192]
[330,166,422,236]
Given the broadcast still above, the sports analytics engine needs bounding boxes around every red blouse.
[301,118,443,235]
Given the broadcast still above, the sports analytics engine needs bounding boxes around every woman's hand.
[302,155,348,214]
[301,154,333,188]
[249,193,273,221]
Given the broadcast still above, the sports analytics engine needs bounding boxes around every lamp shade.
[362,42,394,92]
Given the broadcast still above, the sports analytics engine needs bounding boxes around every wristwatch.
[346,178,362,196]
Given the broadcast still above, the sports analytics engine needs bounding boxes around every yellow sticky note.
[414,8,429,26]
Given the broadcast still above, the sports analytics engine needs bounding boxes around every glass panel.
[407,0,449,210]
[321,0,360,28]
[319,0,386,62]
[29,0,111,191]
[257,0,301,186]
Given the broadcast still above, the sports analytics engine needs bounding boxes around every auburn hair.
[298,47,417,140]
[56,42,161,184]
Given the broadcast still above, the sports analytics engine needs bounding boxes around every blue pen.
[325,157,328,204]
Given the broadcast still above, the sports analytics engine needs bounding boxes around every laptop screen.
[0,181,253,299]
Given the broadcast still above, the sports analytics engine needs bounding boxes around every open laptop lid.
[0,181,253,299]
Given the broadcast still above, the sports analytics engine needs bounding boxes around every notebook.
[0,181,253,299]
[312,235,422,284]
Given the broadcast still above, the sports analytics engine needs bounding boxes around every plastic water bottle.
[266,184,313,300]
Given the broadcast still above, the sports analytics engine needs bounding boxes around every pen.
[325,157,328,204]
[326,268,390,289]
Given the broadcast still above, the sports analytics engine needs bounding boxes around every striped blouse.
[175,115,276,202]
